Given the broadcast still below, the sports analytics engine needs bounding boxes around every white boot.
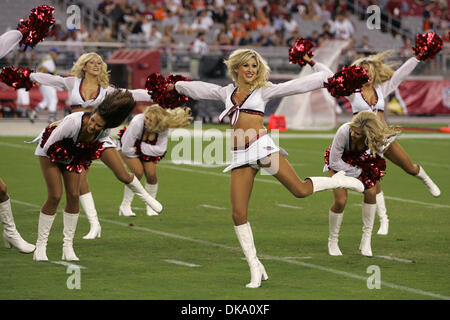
[62,212,80,261]
[33,212,56,261]
[145,183,159,216]
[359,203,376,257]
[234,222,267,288]
[328,210,344,256]
[126,176,163,213]
[376,192,389,235]
[119,185,136,217]
[415,166,441,197]
[0,198,35,253]
[79,192,101,239]
[308,171,364,193]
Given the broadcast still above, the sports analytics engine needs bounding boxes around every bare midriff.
[231,112,266,148]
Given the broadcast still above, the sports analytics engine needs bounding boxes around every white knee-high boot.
[359,203,377,257]
[62,212,80,261]
[234,222,268,288]
[119,185,136,217]
[0,198,35,253]
[415,166,441,197]
[126,176,162,213]
[33,212,56,261]
[79,192,101,239]
[328,210,344,256]
[308,171,364,193]
[145,183,159,216]
[376,192,389,235]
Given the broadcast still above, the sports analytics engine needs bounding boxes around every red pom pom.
[66,141,105,173]
[324,65,369,97]
[133,139,166,163]
[324,146,386,190]
[289,38,314,66]
[0,66,34,90]
[412,32,443,61]
[145,73,189,109]
[17,5,55,49]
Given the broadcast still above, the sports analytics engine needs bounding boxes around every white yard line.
[199,204,227,210]
[50,261,88,269]
[163,259,200,268]
[10,198,450,300]
[375,255,416,264]
[276,203,303,210]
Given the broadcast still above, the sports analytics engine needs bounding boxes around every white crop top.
[34,112,114,160]
[120,113,169,158]
[174,70,332,126]
[29,73,152,108]
[313,57,420,114]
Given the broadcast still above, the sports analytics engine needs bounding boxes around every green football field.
[0,127,449,301]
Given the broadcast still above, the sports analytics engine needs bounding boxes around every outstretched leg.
[101,148,162,212]
[119,155,144,217]
[384,141,440,197]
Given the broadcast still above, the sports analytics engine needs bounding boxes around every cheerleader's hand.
[303,54,311,63]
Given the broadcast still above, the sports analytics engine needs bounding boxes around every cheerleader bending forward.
[306,51,441,236]
[30,52,154,240]
[32,91,162,262]
[117,104,193,216]
[167,48,365,288]
[324,111,402,257]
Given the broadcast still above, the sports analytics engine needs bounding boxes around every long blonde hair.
[70,52,110,88]
[352,50,397,87]
[223,48,271,90]
[144,104,193,132]
[349,111,401,156]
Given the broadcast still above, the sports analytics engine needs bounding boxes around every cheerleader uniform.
[29,72,152,110]
[29,72,153,237]
[314,57,421,150]
[118,113,168,162]
[35,112,115,166]
[117,113,168,217]
[323,122,386,257]
[174,70,332,172]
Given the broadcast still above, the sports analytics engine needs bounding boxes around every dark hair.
[95,90,136,128]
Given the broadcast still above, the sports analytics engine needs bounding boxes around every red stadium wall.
[397,80,450,114]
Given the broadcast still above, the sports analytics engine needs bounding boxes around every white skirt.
[223,133,288,173]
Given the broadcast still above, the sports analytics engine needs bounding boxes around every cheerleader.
[324,111,401,256]
[0,30,36,254]
[167,48,365,288]
[32,90,162,262]
[305,51,441,236]
[117,104,193,216]
[30,52,153,240]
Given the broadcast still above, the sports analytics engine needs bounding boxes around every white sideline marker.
[277,203,303,210]
[50,261,88,269]
[375,255,416,263]
[199,204,227,210]
[163,259,200,268]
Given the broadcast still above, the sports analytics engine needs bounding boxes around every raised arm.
[173,81,228,101]
[379,57,420,98]
[30,73,76,90]
[328,124,362,178]
[261,70,332,100]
